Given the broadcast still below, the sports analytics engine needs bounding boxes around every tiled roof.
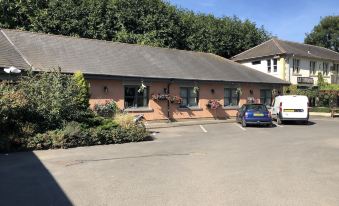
[231,38,339,62]
[0,29,289,85]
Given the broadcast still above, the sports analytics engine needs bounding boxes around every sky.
[167,0,339,43]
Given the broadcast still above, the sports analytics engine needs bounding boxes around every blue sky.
[167,0,339,43]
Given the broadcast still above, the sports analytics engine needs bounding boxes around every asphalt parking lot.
[1,117,339,206]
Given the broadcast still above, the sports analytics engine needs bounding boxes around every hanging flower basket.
[206,100,221,109]
[151,94,169,101]
[236,87,242,96]
[168,95,183,104]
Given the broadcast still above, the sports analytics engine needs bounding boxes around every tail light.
[279,102,282,113]
[268,111,272,118]
[245,112,249,117]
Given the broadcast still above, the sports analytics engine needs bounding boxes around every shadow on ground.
[0,152,72,206]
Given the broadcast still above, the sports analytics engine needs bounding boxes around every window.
[224,88,239,107]
[273,59,277,72]
[260,89,272,106]
[323,62,329,76]
[252,60,261,65]
[124,86,148,108]
[335,64,339,75]
[267,59,271,73]
[180,87,198,107]
[310,61,316,75]
[293,59,300,74]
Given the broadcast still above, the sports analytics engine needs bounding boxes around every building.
[231,38,339,86]
[0,29,288,120]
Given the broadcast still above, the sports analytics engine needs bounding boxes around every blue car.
[236,104,272,127]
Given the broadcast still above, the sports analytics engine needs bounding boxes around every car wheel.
[241,117,247,127]
[277,115,282,125]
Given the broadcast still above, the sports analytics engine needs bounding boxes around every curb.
[146,119,237,129]
[309,112,331,117]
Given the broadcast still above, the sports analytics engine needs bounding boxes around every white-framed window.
[310,61,316,75]
[293,59,300,74]
[224,88,239,107]
[180,87,198,107]
[267,59,271,73]
[273,59,277,72]
[323,62,329,76]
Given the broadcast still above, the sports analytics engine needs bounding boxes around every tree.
[305,16,339,52]
[73,71,90,109]
[0,0,271,58]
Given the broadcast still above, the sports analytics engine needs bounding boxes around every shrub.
[114,113,135,129]
[73,71,90,109]
[309,107,331,113]
[93,100,119,117]
[18,70,91,131]
[113,125,150,144]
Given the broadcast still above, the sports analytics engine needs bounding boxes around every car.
[236,104,272,127]
[270,95,309,125]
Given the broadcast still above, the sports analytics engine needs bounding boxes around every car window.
[246,104,268,112]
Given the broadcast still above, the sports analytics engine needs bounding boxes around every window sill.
[178,107,203,111]
[222,106,239,110]
[124,107,154,112]
[292,74,302,76]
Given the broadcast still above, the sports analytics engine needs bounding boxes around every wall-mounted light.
[250,89,254,95]
[164,88,168,94]
[211,89,215,94]
[104,86,108,93]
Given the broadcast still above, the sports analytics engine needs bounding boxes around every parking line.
[274,123,284,128]
[199,125,207,133]
[234,123,246,131]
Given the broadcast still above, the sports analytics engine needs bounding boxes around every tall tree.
[305,16,339,52]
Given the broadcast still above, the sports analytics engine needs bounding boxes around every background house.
[0,29,288,120]
[231,38,339,87]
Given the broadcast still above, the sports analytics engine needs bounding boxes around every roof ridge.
[272,38,286,53]
[0,28,208,56]
[231,39,281,59]
[0,30,32,68]
[278,38,339,55]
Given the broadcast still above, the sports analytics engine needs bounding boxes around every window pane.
[231,97,238,106]
[181,99,187,107]
[231,89,238,98]
[224,89,230,97]
[125,87,136,97]
[180,88,188,98]
[189,88,197,98]
[189,97,197,106]
[224,98,230,106]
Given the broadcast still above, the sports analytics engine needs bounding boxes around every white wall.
[239,57,339,85]
[242,59,281,79]
[286,57,337,85]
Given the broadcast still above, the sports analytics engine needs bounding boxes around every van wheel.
[242,118,247,127]
[277,115,282,125]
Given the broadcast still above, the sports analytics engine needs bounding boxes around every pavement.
[1,116,339,206]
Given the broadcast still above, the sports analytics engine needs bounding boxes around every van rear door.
[281,96,308,119]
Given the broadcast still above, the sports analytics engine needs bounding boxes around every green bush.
[309,107,331,113]
[25,121,150,150]
[93,100,119,117]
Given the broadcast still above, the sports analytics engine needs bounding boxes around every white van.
[271,95,309,125]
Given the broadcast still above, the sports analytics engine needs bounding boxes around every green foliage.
[305,16,339,52]
[18,70,90,130]
[317,72,326,87]
[309,107,331,113]
[0,0,270,58]
[73,71,90,109]
[26,121,150,150]
[93,100,119,117]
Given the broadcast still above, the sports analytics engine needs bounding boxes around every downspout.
[167,79,173,122]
